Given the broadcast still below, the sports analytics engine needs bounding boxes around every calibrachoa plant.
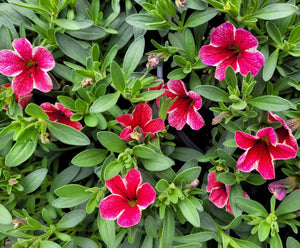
[0,1,300,248]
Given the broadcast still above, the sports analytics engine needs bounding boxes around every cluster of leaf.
[0,0,300,248]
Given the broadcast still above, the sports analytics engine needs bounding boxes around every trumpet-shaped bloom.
[199,22,264,81]
[1,83,32,110]
[268,176,297,201]
[268,111,298,152]
[116,103,165,141]
[162,80,204,130]
[235,127,297,179]
[206,171,248,213]
[40,102,82,130]
[99,169,156,227]
[0,38,55,96]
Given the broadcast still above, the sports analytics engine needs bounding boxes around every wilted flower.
[0,38,55,95]
[268,176,298,201]
[99,169,156,227]
[175,0,186,8]
[147,54,160,69]
[206,171,249,213]
[116,103,165,141]
[199,22,264,81]
[235,127,297,179]
[40,102,83,130]
[81,78,93,88]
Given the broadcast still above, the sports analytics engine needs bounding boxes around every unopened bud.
[12,218,28,229]
[184,179,200,189]
[81,78,94,88]
[175,0,186,8]
[8,178,18,186]
[212,112,230,125]
[286,117,300,132]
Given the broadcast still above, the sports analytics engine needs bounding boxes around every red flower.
[199,22,264,81]
[99,169,156,227]
[206,171,248,213]
[235,127,297,179]
[0,38,55,95]
[268,111,298,152]
[40,102,82,130]
[1,83,32,110]
[161,80,204,130]
[116,103,165,141]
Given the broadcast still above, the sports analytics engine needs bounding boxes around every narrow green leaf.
[52,195,91,208]
[173,232,216,244]
[104,160,124,180]
[288,25,300,45]
[67,26,106,40]
[161,208,175,248]
[252,4,298,20]
[266,22,282,46]
[110,61,125,92]
[22,168,48,194]
[25,103,48,119]
[173,167,201,186]
[248,95,292,111]
[40,241,61,248]
[123,36,145,79]
[56,210,86,229]
[275,189,300,216]
[234,196,268,217]
[178,198,200,227]
[72,148,108,167]
[194,85,230,102]
[98,215,115,248]
[225,66,237,88]
[185,8,218,28]
[72,237,98,248]
[90,92,120,113]
[54,184,90,198]
[183,28,195,62]
[263,48,279,81]
[46,121,90,146]
[54,19,93,30]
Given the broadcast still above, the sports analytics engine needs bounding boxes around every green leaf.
[134,90,164,102]
[40,241,61,248]
[286,237,300,248]
[25,103,48,119]
[46,121,90,146]
[52,195,91,208]
[54,19,93,30]
[54,184,90,198]
[266,22,282,46]
[251,4,298,20]
[72,237,98,248]
[183,28,195,62]
[234,196,268,217]
[246,174,266,185]
[185,8,218,28]
[90,92,120,113]
[57,96,76,111]
[231,238,261,248]
[22,168,48,194]
[123,36,145,79]
[225,66,237,89]
[110,61,125,92]
[98,215,115,248]
[275,189,300,216]
[104,160,124,180]
[178,198,200,227]
[217,172,236,185]
[173,167,201,186]
[126,14,170,30]
[5,138,38,167]
[269,232,283,248]
[56,210,86,229]
[50,165,80,192]
[173,232,216,244]
[97,131,126,153]
[247,95,292,111]
[72,148,108,167]
[0,204,12,224]
[288,25,300,45]
[170,147,203,162]
[257,220,271,242]
[55,32,89,65]
[67,25,106,40]
[161,208,175,248]
[194,85,230,102]
[263,48,279,81]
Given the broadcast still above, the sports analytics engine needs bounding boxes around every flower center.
[128,199,138,207]
[229,45,241,56]
[26,60,37,68]
[261,136,270,146]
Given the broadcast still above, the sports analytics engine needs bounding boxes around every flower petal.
[235,28,258,50]
[210,22,235,48]
[215,55,238,81]
[117,205,141,227]
[137,182,156,209]
[132,103,152,128]
[12,38,33,60]
[187,108,204,130]
[206,171,222,192]
[119,127,134,141]
[32,68,53,93]
[209,187,228,208]
[11,70,33,96]
[33,47,55,71]
[124,169,142,200]
[235,131,257,149]
[237,50,264,77]
[167,80,187,96]
[116,114,133,127]
[200,45,236,66]
[0,50,25,76]
[168,104,189,130]
[256,147,275,179]
[143,118,165,136]
[17,93,33,109]
[187,91,202,109]
[256,127,277,145]
[268,143,297,160]
[105,174,128,198]
[99,194,128,220]
[56,103,73,118]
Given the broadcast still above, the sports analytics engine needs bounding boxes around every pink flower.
[99,169,156,227]
[206,171,249,213]
[235,127,297,179]
[116,103,165,141]
[268,176,298,201]
[162,80,204,130]
[0,38,55,96]
[1,83,32,110]
[199,22,264,81]
[40,102,82,130]
[268,111,298,153]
